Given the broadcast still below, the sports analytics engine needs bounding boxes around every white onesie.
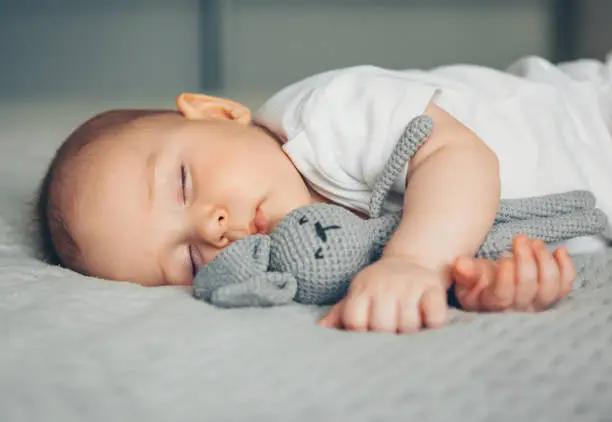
[254,53,612,254]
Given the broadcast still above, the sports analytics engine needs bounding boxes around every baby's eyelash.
[180,163,188,203]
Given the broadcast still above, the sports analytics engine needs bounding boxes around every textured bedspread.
[1,103,611,422]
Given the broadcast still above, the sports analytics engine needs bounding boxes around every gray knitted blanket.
[194,116,608,307]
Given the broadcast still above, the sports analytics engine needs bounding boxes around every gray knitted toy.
[193,116,608,307]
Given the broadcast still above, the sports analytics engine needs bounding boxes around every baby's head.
[35,94,313,286]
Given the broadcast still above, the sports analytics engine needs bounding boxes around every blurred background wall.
[0,0,610,109]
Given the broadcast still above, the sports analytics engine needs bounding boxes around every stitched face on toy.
[268,204,395,299]
[193,202,401,307]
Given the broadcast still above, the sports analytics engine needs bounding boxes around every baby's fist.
[319,257,448,333]
[452,234,575,312]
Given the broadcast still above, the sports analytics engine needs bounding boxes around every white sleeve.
[282,66,439,198]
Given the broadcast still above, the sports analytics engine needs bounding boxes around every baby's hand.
[451,234,575,312]
[318,256,448,333]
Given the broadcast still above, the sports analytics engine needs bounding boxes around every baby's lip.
[250,205,269,235]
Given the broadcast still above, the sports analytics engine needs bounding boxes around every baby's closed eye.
[179,161,201,279]
[180,163,193,203]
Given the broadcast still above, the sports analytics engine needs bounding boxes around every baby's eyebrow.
[144,150,168,286]
[146,151,158,212]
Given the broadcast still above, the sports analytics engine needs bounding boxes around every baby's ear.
[176,93,251,124]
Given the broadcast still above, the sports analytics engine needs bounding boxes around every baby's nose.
[196,206,229,248]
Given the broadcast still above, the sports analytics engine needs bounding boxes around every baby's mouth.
[250,205,269,235]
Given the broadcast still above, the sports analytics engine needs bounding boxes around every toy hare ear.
[495,190,597,223]
[477,208,608,260]
[209,272,298,308]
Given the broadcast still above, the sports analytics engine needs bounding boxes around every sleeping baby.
[35,53,612,333]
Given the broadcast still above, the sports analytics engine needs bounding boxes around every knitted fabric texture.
[193,116,608,307]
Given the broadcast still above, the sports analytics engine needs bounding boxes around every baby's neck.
[306,183,367,219]
[252,120,366,220]
[307,185,331,206]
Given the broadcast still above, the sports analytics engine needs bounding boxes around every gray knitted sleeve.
[194,115,609,308]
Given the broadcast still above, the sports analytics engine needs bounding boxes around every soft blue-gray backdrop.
[0,0,609,109]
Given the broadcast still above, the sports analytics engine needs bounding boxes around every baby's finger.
[556,248,576,299]
[453,257,497,288]
[451,258,479,311]
[369,293,399,333]
[513,235,539,310]
[451,257,479,288]
[318,300,345,329]
[532,239,561,311]
[452,257,497,311]
[481,257,515,310]
[419,287,447,329]
[341,293,371,332]
[397,289,422,333]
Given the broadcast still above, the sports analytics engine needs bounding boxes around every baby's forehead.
[68,113,185,189]
[62,134,143,207]
[63,134,160,275]
[81,115,171,161]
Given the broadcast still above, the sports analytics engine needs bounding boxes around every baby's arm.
[383,102,500,277]
[451,234,575,312]
[320,103,500,333]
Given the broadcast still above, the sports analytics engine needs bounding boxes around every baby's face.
[68,108,312,286]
